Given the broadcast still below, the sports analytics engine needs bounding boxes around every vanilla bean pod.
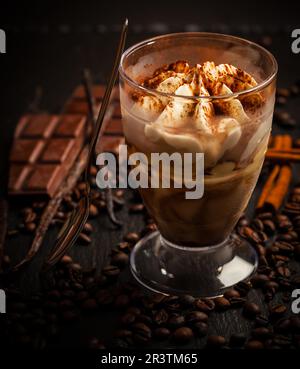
[10,147,89,272]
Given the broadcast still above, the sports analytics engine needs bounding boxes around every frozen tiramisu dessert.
[120,60,274,246]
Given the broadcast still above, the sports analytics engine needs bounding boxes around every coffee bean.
[136,314,153,326]
[78,232,92,244]
[269,304,287,319]
[179,295,195,307]
[25,222,36,232]
[114,294,130,309]
[132,322,152,344]
[118,241,131,252]
[252,219,264,232]
[173,327,193,344]
[111,252,129,268]
[124,232,140,243]
[154,327,171,340]
[224,289,240,299]
[229,297,246,308]
[229,333,247,347]
[251,273,269,288]
[194,321,208,337]
[168,314,185,328]
[214,297,230,310]
[276,265,290,278]
[114,329,132,338]
[277,88,290,98]
[129,204,145,213]
[255,315,269,327]
[163,296,181,312]
[120,312,136,326]
[89,204,99,218]
[60,255,73,265]
[153,309,169,325]
[194,298,215,312]
[290,85,300,96]
[263,220,276,235]
[207,335,226,347]
[185,311,208,325]
[274,318,291,333]
[276,96,287,105]
[252,327,272,340]
[245,340,264,349]
[102,265,120,277]
[243,302,261,318]
[235,281,252,296]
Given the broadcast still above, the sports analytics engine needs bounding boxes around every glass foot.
[130,231,258,298]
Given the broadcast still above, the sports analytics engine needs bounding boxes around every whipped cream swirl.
[131,61,265,169]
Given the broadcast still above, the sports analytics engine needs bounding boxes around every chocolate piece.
[96,136,124,155]
[105,118,123,135]
[9,114,86,197]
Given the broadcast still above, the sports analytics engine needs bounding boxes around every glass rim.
[119,32,278,101]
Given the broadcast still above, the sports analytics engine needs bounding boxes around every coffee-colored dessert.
[120,61,274,246]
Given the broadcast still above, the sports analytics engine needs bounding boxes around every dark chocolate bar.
[9,114,86,197]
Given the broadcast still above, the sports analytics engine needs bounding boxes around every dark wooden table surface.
[1,2,300,348]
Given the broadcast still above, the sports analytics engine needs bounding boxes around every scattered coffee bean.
[124,232,140,243]
[111,252,129,268]
[251,327,272,340]
[185,311,208,325]
[102,265,120,277]
[132,323,152,344]
[224,289,240,299]
[83,222,93,234]
[154,309,169,326]
[168,314,185,329]
[120,312,136,326]
[154,327,170,340]
[78,232,92,245]
[206,335,226,348]
[129,204,145,213]
[179,294,195,307]
[114,294,130,309]
[243,302,261,319]
[214,297,230,310]
[269,304,287,319]
[25,222,36,232]
[89,204,99,218]
[194,321,208,337]
[173,327,193,344]
[245,340,264,349]
[194,298,215,312]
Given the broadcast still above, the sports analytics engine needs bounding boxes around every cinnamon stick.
[264,165,292,211]
[265,151,300,162]
[256,165,280,209]
[10,146,89,272]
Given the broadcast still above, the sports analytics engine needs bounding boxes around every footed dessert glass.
[119,33,277,297]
